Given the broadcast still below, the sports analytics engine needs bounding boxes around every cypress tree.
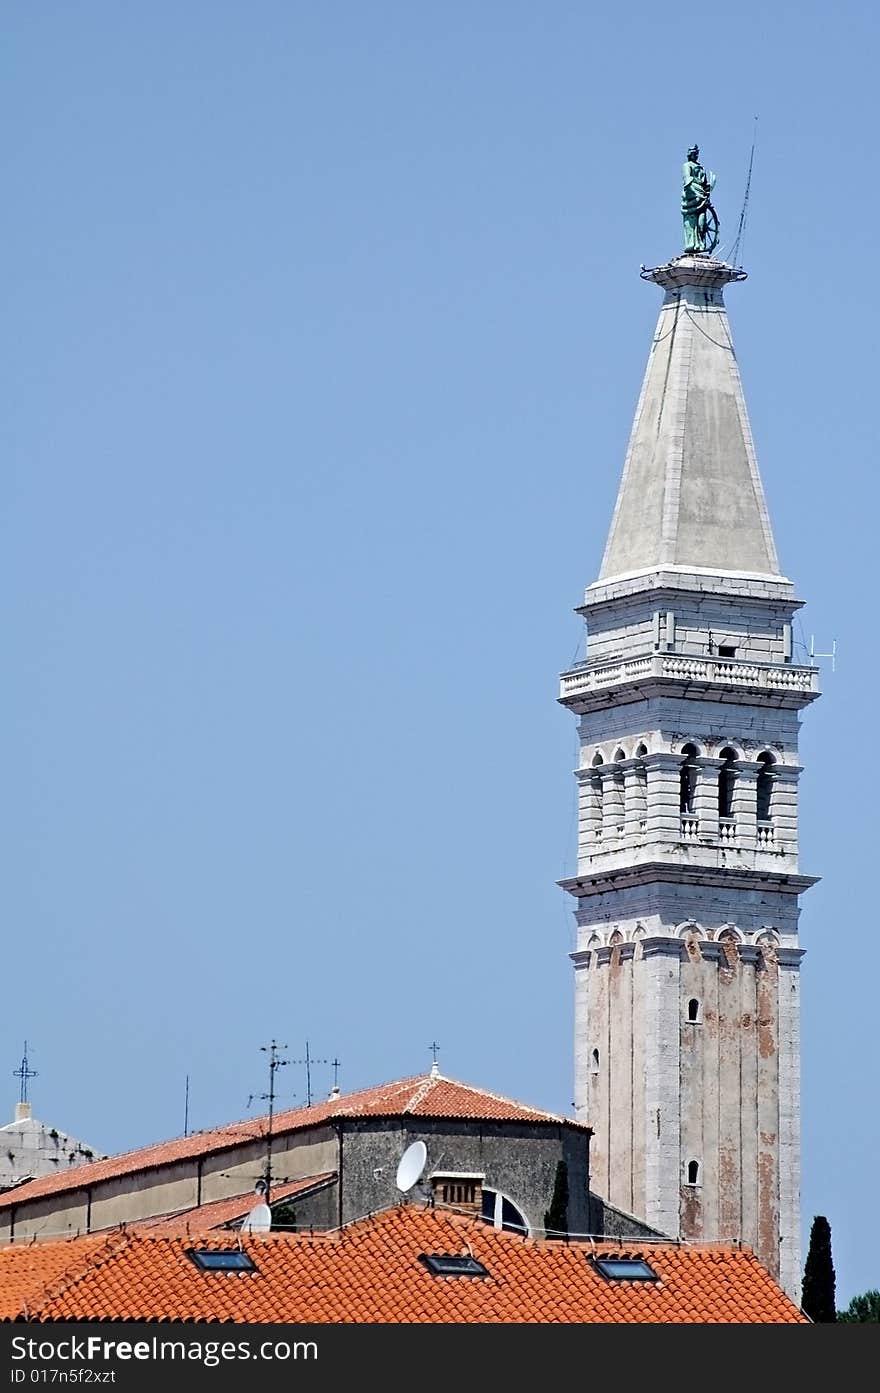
[544,1160,569,1238]
[801,1215,836,1322]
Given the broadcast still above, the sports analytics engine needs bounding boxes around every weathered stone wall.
[0,1108,102,1191]
[339,1119,591,1237]
[585,590,796,667]
[577,932,795,1284]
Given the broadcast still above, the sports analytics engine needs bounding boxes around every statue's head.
[687,144,700,162]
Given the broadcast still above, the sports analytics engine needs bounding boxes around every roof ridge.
[424,1073,573,1122]
[404,1075,439,1111]
[25,1231,132,1319]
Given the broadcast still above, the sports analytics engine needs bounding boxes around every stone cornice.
[579,570,801,613]
[569,941,806,967]
[559,861,819,899]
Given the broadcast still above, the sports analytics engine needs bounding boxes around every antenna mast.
[293,1040,328,1108]
[258,1039,288,1203]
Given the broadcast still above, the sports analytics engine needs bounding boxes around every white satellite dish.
[395,1140,427,1193]
[241,1202,272,1234]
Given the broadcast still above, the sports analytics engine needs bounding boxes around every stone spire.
[599,256,781,584]
[560,239,820,1304]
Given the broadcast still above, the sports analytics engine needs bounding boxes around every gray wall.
[340,1119,591,1237]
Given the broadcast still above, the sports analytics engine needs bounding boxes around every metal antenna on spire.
[257,1040,288,1203]
[13,1042,37,1105]
[730,117,758,268]
[292,1041,328,1108]
[183,1074,190,1138]
[809,636,837,673]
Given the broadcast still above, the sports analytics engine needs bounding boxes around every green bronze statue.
[681,145,718,253]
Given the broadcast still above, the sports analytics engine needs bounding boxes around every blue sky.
[2,3,876,1303]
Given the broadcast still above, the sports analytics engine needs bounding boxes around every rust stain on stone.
[756,953,778,1059]
[680,1188,702,1240]
[757,1004,777,1060]
[757,1150,780,1279]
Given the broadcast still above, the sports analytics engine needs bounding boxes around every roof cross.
[13,1041,37,1105]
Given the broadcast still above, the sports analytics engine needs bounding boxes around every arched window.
[481,1188,530,1235]
[632,744,648,833]
[680,744,698,814]
[718,748,737,819]
[608,750,625,837]
[687,1160,700,1186]
[590,751,604,841]
[756,751,775,822]
[687,998,701,1024]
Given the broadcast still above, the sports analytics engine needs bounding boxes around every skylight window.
[186,1249,257,1273]
[592,1256,658,1282]
[419,1253,489,1279]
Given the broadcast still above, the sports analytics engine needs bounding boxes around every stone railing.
[718,816,736,843]
[560,653,818,701]
[680,815,700,840]
[756,820,775,847]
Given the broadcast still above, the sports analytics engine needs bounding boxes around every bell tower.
[560,242,819,1300]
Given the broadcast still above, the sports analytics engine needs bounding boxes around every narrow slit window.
[591,1048,600,1073]
[687,1160,700,1185]
[687,998,700,1024]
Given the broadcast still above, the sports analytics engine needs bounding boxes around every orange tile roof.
[0,1073,584,1213]
[127,1174,336,1236]
[0,1205,805,1324]
[0,1235,113,1322]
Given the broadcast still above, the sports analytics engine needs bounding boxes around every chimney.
[430,1173,484,1216]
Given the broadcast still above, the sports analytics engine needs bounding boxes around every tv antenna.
[254,1039,288,1203]
[810,635,837,673]
[13,1041,37,1105]
[292,1040,328,1108]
